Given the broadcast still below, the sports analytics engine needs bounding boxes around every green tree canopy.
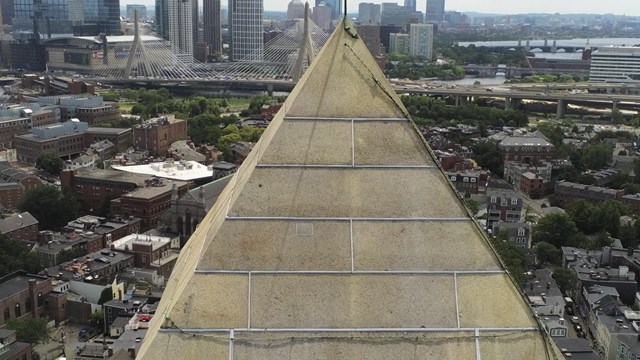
[19,186,79,230]
[553,268,579,297]
[0,234,39,277]
[492,229,527,287]
[35,151,64,175]
[535,241,561,265]
[532,213,580,248]
[6,317,50,345]
[583,143,613,170]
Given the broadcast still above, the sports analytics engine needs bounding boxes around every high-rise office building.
[381,3,409,28]
[312,3,332,30]
[389,32,410,54]
[12,0,73,36]
[1,0,13,25]
[203,0,222,55]
[228,0,263,61]
[168,0,194,57]
[409,23,434,60]
[358,3,380,25]
[287,0,305,20]
[127,4,148,19]
[315,0,341,20]
[403,0,416,12]
[192,0,198,51]
[425,0,445,22]
[156,0,170,40]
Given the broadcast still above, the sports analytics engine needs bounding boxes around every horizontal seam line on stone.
[224,216,471,221]
[158,327,538,333]
[284,117,409,122]
[192,270,506,275]
[255,164,438,169]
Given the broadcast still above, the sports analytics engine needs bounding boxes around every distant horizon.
[121,0,640,16]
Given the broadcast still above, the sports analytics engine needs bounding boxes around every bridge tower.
[123,10,149,78]
[291,2,316,82]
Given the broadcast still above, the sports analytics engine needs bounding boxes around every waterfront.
[458,37,640,48]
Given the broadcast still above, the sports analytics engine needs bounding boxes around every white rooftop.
[112,160,212,181]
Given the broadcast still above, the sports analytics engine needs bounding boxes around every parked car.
[577,330,586,338]
[570,316,580,324]
[574,324,582,332]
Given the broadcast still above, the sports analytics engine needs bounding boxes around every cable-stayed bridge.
[86,9,329,90]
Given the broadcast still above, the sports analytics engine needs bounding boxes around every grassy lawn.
[226,98,252,108]
[119,102,135,114]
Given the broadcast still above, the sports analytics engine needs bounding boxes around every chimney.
[546,282,551,290]
[559,318,565,326]
[107,346,113,357]
[128,347,136,358]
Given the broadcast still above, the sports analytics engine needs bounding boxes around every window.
[37,292,43,307]
[471,178,477,183]
[511,198,518,205]
[490,196,497,203]
[463,177,469,182]
[501,198,508,206]
[518,228,526,236]
[15,303,21,317]
[3,308,9,321]
[450,176,456,181]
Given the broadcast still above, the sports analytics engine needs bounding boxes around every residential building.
[446,170,488,195]
[229,0,264,61]
[168,0,194,58]
[111,233,179,276]
[486,189,523,228]
[0,329,32,360]
[358,3,381,24]
[409,23,434,60]
[389,33,410,53]
[0,212,39,243]
[110,180,189,231]
[554,181,624,208]
[553,338,600,360]
[0,271,66,327]
[34,230,104,268]
[542,317,568,338]
[504,161,553,188]
[47,248,134,286]
[520,172,547,198]
[0,163,43,209]
[498,135,555,164]
[133,115,188,157]
[136,21,560,359]
[590,47,640,83]
[14,120,88,164]
[126,5,147,19]
[84,127,133,150]
[425,0,445,22]
[155,0,170,40]
[203,0,222,55]
[103,297,148,330]
[493,221,531,249]
[524,269,565,317]
[65,215,142,249]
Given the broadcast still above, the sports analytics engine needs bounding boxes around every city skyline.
[122,0,640,15]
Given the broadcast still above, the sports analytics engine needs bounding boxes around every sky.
[121,0,640,16]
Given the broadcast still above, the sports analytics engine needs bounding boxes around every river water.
[458,38,640,48]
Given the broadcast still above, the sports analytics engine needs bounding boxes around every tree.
[491,229,527,287]
[532,213,580,248]
[19,186,80,230]
[0,234,39,277]
[6,317,50,345]
[57,248,87,264]
[35,151,64,175]
[535,241,561,265]
[464,198,479,215]
[472,141,503,176]
[98,287,113,305]
[583,143,613,170]
[619,223,638,250]
[611,108,624,124]
[553,268,579,297]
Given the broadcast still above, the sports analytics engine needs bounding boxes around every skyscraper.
[287,0,305,20]
[1,0,13,25]
[403,0,416,12]
[315,0,341,20]
[155,0,169,40]
[228,0,263,61]
[168,0,194,57]
[358,3,381,25]
[203,0,222,54]
[425,0,445,22]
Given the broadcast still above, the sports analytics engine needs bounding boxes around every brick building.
[65,215,142,248]
[0,105,59,148]
[60,168,150,214]
[34,230,104,268]
[112,234,179,276]
[111,180,189,231]
[520,172,547,197]
[498,135,555,164]
[133,115,188,156]
[446,170,489,196]
[0,272,66,328]
[84,128,132,150]
[37,95,118,124]
[486,189,523,229]
[0,329,32,360]
[0,212,38,243]
[0,163,44,209]
[14,120,88,164]
[554,181,624,208]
